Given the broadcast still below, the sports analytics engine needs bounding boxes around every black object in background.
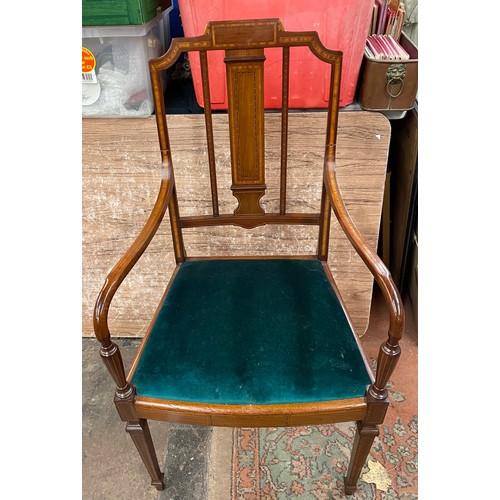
[164,55,203,114]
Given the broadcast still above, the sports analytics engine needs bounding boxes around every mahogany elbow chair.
[93,19,404,495]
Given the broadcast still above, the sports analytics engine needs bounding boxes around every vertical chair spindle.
[280,46,290,215]
[200,51,219,217]
[318,62,342,260]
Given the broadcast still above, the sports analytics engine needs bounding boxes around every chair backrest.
[148,18,343,263]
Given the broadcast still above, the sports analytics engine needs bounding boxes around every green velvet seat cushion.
[131,259,371,405]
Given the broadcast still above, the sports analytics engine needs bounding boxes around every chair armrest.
[324,159,405,400]
[94,160,174,346]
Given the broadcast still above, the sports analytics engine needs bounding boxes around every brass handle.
[386,77,405,98]
[385,63,407,99]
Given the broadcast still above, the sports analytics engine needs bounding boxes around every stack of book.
[365,34,410,60]
[369,0,406,40]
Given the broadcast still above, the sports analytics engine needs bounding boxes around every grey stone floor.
[82,338,211,500]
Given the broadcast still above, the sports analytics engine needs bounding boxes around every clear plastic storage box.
[82,9,170,118]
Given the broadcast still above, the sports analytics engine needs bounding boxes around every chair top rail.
[149,18,342,74]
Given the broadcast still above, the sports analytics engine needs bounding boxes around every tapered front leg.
[344,392,389,495]
[344,421,379,495]
[126,419,164,491]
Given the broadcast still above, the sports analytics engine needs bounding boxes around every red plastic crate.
[177,0,373,109]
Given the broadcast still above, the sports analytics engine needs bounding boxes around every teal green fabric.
[132,259,371,405]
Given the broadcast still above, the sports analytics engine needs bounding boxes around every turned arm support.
[93,160,174,396]
[323,159,405,400]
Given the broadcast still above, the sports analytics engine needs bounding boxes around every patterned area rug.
[229,366,417,499]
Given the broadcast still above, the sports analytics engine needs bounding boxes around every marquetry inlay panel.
[225,49,266,215]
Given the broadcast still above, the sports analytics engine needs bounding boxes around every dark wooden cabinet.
[383,107,418,292]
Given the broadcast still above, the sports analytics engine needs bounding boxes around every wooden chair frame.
[93,19,404,495]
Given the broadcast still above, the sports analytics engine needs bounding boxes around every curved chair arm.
[93,160,174,397]
[324,159,405,400]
